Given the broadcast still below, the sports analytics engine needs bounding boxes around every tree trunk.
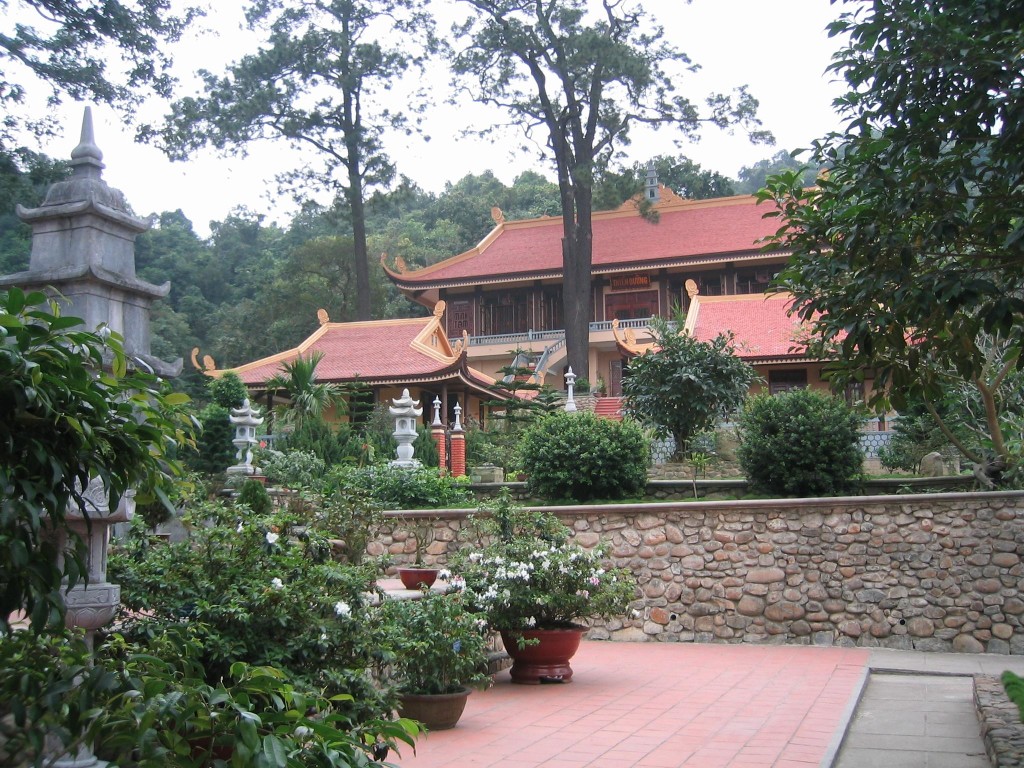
[347,158,372,321]
[563,184,593,383]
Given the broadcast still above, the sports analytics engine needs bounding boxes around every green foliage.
[188,403,235,476]
[208,371,248,408]
[0,2,194,149]
[147,0,436,321]
[518,411,649,502]
[593,154,736,210]
[878,399,968,475]
[0,287,196,632]
[110,502,383,716]
[261,449,328,488]
[622,316,757,457]
[312,470,384,565]
[236,478,273,515]
[738,389,864,497]
[734,149,816,194]
[274,418,359,467]
[1003,671,1024,724]
[453,492,635,630]
[0,628,94,763]
[374,593,490,695]
[760,0,1024,485]
[267,351,344,430]
[0,627,420,767]
[333,464,472,510]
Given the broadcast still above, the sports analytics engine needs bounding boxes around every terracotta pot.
[499,626,585,684]
[397,567,439,590]
[396,687,472,730]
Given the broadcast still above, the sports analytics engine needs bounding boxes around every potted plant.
[452,491,635,684]
[375,592,491,730]
[396,517,441,589]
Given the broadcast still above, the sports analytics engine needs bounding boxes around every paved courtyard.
[393,641,1024,768]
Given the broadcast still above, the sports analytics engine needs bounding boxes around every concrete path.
[391,641,1024,768]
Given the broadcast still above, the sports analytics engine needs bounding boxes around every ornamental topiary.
[737,388,864,497]
[518,411,649,502]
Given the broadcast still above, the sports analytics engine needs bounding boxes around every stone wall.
[375,491,1024,653]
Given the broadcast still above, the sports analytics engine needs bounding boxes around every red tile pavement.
[392,641,868,768]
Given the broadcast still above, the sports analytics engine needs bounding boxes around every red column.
[450,429,466,478]
[432,425,447,476]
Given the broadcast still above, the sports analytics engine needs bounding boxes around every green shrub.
[738,389,864,497]
[519,411,649,502]
[235,477,273,515]
[110,501,384,720]
[188,403,236,475]
[261,448,327,488]
[331,464,472,509]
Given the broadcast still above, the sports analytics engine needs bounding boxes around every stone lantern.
[227,399,264,476]
[389,388,423,468]
[564,366,578,412]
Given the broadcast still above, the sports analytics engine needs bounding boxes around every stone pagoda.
[1,108,180,768]
[0,107,181,376]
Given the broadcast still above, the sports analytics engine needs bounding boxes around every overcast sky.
[35,0,849,236]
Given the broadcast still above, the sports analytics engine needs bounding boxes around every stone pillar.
[450,400,466,478]
[565,366,578,412]
[430,397,447,475]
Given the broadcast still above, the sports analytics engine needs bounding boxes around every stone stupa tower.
[0,108,181,768]
[0,107,181,376]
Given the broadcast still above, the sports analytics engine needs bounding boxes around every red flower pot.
[499,626,584,684]
[397,567,439,590]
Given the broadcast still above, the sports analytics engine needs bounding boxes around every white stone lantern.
[389,388,423,468]
[564,366,578,412]
[227,398,264,476]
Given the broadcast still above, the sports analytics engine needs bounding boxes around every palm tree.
[266,352,343,431]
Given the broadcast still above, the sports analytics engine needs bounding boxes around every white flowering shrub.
[451,492,635,630]
[110,500,387,722]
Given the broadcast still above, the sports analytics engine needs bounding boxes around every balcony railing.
[452,317,668,348]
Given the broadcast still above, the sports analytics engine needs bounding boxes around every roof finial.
[70,107,105,179]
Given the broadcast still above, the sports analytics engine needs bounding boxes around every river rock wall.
[377,491,1024,653]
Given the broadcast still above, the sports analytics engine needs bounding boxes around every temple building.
[384,182,872,404]
[206,302,509,426]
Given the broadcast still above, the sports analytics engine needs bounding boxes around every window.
[768,369,808,395]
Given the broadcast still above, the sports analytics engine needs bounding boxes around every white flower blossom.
[525,616,536,627]
[294,725,312,738]
[334,601,351,617]
[439,568,452,580]
[236,522,244,533]
[451,575,466,590]
[270,577,284,590]
[266,532,280,545]
[469,553,482,563]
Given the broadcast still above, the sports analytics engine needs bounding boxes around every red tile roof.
[387,194,782,288]
[222,316,464,386]
[688,293,809,362]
